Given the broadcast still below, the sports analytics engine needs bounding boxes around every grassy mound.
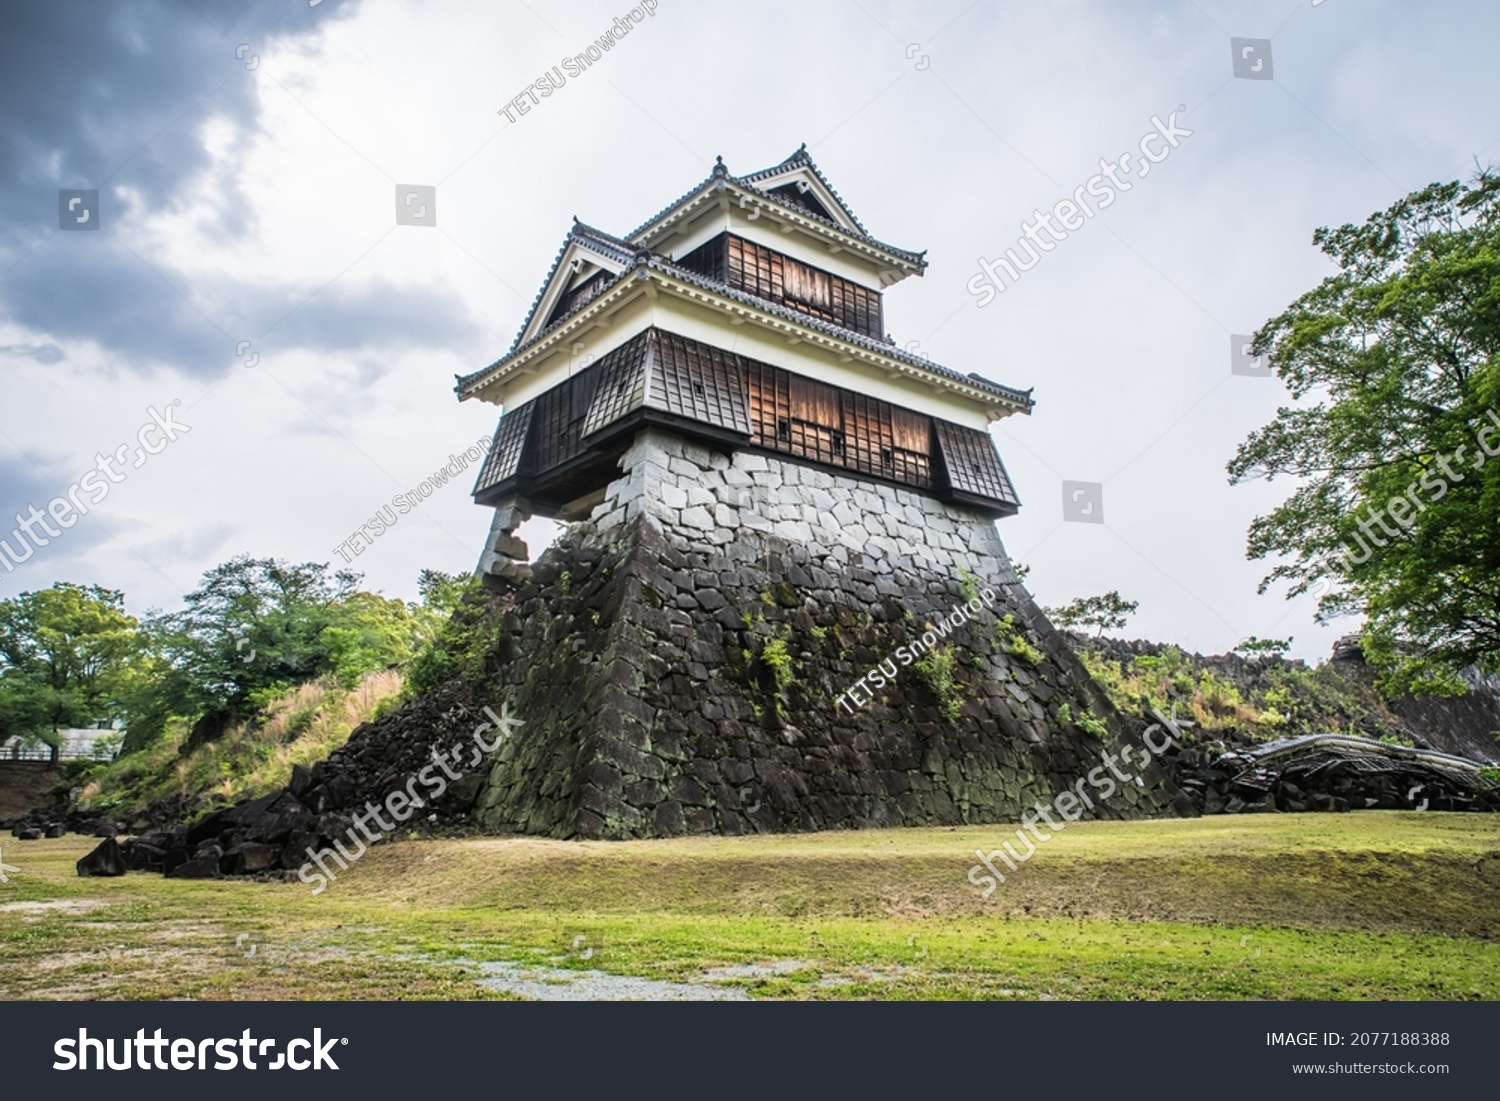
[66,670,404,824]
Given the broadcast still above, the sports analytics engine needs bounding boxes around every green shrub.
[1075,710,1109,738]
[759,635,796,692]
[994,614,1043,664]
[284,706,319,739]
[913,644,963,720]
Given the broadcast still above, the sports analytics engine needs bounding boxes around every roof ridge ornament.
[712,154,728,179]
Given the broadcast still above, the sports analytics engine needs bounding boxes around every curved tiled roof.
[622,172,718,245]
[459,249,1032,412]
[505,220,643,356]
[569,219,640,264]
[647,256,1031,410]
[736,144,870,237]
[462,149,1022,409]
[622,148,925,267]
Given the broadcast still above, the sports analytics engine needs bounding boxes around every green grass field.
[1,812,1497,1000]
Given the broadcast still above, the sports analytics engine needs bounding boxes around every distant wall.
[0,762,63,821]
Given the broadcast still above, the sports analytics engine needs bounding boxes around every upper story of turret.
[459,148,1033,520]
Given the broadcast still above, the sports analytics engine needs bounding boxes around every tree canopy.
[0,583,140,754]
[123,556,450,750]
[0,559,473,757]
[1228,172,1500,693]
[1046,591,1139,637]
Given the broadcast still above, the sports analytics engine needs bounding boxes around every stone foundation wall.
[473,428,1185,838]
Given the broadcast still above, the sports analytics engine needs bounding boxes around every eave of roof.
[456,253,1033,414]
[505,220,644,356]
[736,144,870,236]
[624,156,927,272]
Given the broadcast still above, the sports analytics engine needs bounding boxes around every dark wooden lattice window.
[743,357,933,491]
[472,403,534,494]
[934,421,1018,506]
[674,235,727,280]
[783,261,832,314]
[581,330,653,437]
[531,365,602,474]
[830,276,882,338]
[723,235,882,339]
[545,270,610,328]
[650,331,751,434]
[839,393,931,486]
[728,235,782,302]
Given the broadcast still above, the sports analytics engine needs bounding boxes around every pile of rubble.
[1170,734,1500,814]
[66,680,498,879]
[5,810,125,842]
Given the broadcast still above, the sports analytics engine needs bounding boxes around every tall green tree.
[1228,172,1500,694]
[124,556,449,750]
[0,583,141,759]
[140,557,362,728]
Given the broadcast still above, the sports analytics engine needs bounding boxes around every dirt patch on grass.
[0,899,106,915]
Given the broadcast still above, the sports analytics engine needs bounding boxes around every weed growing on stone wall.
[742,626,799,712]
[958,568,981,604]
[1074,709,1109,738]
[1259,707,1288,728]
[913,644,963,720]
[1196,669,1250,719]
[995,614,1043,665]
[1054,700,1106,738]
[760,635,797,692]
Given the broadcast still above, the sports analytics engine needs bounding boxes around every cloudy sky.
[1,0,1495,663]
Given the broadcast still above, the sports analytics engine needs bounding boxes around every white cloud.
[2,0,1495,663]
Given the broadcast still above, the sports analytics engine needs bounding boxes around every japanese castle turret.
[455,149,1183,839]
